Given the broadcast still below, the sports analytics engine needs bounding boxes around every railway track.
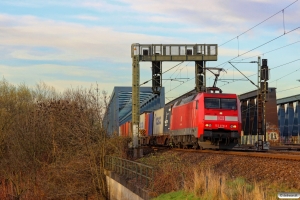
[172,148,300,161]
[148,146,300,161]
[142,145,300,192]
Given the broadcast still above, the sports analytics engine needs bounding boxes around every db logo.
[217,116,225,120]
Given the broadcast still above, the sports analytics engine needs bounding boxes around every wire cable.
[219,0,298,47]
[165,77,195,94]
[216,26,300,68]
[270,67,300,83]
[277,85,300,93]
[238,40,300,61]
[218,58,300,88]
[167,57,300,99]
[165,1,300,99]
[209,28,300,80]
[142,1,300,96]
[140,61,183,86]
[282,9,286,34]
[210,40,296,81]
[270,58,300,70]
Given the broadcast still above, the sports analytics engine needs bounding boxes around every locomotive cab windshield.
[204,98,237,110]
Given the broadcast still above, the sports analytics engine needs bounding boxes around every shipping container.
[140,113,146,130]
[145,113,149,136]
[125,122,129,137]
[148,112,154,136]
[140,113,146,136]
[128,122,133,137]
[119,126,122,136]
[153,107,164,136]
[119,123,127,137]
[163,104,172,134]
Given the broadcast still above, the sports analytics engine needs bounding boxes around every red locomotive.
[168,88,241,149]
[120,87,242,150]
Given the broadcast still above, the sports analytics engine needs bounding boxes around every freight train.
[119,87,242,150]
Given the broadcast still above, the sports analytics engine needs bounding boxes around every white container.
[140,113,146,130]
[153,107,164,136]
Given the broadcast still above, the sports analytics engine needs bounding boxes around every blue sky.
[0,0,299,101]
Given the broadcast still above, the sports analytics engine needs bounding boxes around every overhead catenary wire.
[167,56,300,98]
[167,73,300,106]
[218,0,298,47]
[215,26,300,69]
[277,85,300,93]
[270,58,300,70]
[142,1,300,96]
[238,40,300,61]
[230,87,300,114]
[270,67,300,83]
[208,27,300,80]
[206,1,299,81]
[209,39,300,81]
[140,61,183,86]
[166,77,195,94]
[218,58,300,88]
[228,62,258,88]
[165,62,192,91]
[167,85,299,115]
[282,9,286,34]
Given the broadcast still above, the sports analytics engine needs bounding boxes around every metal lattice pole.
[132,52,140,148]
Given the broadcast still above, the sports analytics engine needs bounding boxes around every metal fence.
[105,156,153,188]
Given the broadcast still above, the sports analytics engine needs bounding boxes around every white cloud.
[249,0,273,2]
[0,63,124,92]
[80,0,125,12]
[42,80,114,93]
[0,14,180,63]
[117,0,299,34]
[0,63,105,79]
[72,15,100,21]
[1,0,299,98]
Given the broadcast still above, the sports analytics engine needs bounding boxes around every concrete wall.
[105,170,150,200]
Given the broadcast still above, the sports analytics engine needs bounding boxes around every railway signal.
[152,61,162,94]
[195,61,205,92]
[259,59,269,147]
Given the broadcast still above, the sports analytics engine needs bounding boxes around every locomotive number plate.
[215,124,227,128]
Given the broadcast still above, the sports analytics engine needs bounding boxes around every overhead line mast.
[229,57,269,150]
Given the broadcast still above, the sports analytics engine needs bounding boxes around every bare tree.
[0,81,130,200]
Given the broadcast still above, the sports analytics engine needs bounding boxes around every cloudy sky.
[0,0,299,101]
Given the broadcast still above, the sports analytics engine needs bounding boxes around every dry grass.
[138,151,298,199]
[184,168,278,200]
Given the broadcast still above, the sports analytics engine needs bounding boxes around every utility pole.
[257,57,262,147]
[229,59,266,149]
[261,58,269,143]
[257,57,269,150]
[132,49,140,150]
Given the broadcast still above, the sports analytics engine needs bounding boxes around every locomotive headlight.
[205,124,212,127]
[230,125,237,128]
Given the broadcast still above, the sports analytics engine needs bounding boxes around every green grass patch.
[152,190,200,200]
